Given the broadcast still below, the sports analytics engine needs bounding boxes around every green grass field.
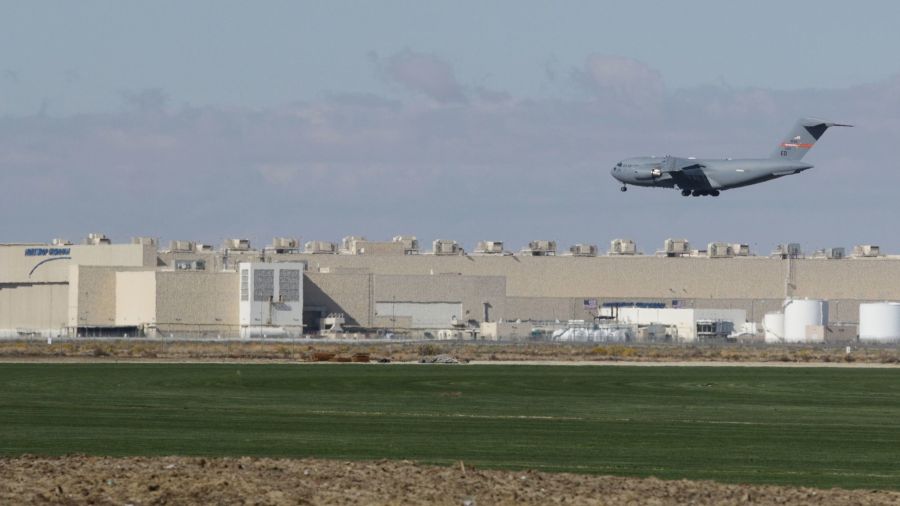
[1,363,899,490]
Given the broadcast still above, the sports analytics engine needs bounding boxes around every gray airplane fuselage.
[610,118,849,196]
[611,156,813,191]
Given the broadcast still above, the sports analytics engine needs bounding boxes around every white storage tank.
[783,299,828,342]
[859,302,900,343]
[762,312,785,343]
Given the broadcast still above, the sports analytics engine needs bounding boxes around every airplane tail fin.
[770,117,852,160]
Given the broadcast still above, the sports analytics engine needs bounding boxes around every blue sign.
[24,248,71,257]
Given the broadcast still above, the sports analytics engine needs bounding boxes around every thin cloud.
[373,49,467,104]
[572,54,665,115]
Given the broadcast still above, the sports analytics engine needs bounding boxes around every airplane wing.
[666,163,713,190]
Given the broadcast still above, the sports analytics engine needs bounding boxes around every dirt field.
[3,456,900,506]
[1,339,899,365]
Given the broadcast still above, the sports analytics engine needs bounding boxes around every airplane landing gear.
[620,185,627,192]
[685,189,719,197]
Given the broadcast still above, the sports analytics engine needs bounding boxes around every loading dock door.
[374,302,463,328]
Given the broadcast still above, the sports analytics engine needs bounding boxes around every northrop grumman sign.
[24,248,71,257]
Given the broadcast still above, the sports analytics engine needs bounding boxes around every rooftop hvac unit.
[131,236,157,246]
[271,237,299,250]
[50,238,72,246]
[731,243,750,256]
[772,243,802,259]
[223,238,251,251]
[568,244,597,257]
[609,239,637,255]
[392,235,419,253]
[194,243,214,252]
[432,239,462,255]
[174,259,206,271]
[340,236,366,253]
[304,241,337,254]
[663,238,690,256]
[814,247,845,259]
[853,244,880,257]
[85,233,111,245]
[707,242,734,258]
[474,241,504,254]
[521,240,557,256]
[169,240,195,252]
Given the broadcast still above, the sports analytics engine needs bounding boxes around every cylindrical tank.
[762,312,785,343]
[783,299,828,342]
[859,302,900,343]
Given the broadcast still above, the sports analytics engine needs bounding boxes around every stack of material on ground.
[551,326,631,343]
[419,354,460,364]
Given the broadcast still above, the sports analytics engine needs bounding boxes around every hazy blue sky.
[2,1,899,253]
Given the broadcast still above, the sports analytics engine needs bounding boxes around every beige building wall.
[0,283,68,335]
[155,271,238,334]
[156,271,239,332]
[115,271,157,327]
[67,266,119,328]
[503,297,582,322]
[285,254,900,301]
[373,274,506,324]
[304,272,372,327]
[0,243,155,284]
[8,242,900,337]
[290,254,900,324]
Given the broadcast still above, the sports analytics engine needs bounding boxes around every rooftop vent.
[268,237,300,253]
[568,244,597,257]
[392,235,419,254]
[169,240,195,252]
[609,239,637,255]
[432,239,463,256]
[662,238,690,257]
[304,241,337,254]
[771,243,802,259]
[520,240,557,256]
[474,241,505,255]
[852,244,881,258]
[707,242,734,258]
[223,238,251,251]
[812,247,845,259]
[85,233,111,245]
[340,236,366,254]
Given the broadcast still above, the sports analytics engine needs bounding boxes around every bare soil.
[3,456,899,505]
[1,339,899,365]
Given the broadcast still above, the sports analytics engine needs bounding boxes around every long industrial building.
[1,234,899,340]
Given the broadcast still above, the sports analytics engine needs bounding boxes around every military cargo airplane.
[611,118,851,196]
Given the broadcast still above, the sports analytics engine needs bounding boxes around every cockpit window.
[617,162,622,167]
